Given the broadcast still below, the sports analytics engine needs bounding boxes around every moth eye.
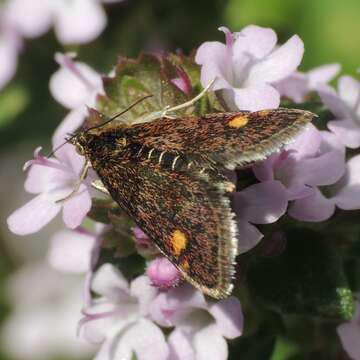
[75,143,85,155]
[116,137,127,147]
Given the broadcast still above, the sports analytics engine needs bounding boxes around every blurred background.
[0,0,359,359]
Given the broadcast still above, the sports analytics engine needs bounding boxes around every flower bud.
[146,256,181,289]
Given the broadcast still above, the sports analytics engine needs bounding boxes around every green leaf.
[248,229,354,320]
[229,335,276,360]
[97,53,189,122]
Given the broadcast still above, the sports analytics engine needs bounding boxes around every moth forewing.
[70,107,315,299]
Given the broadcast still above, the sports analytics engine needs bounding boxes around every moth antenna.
[46,133,77,158]
[46,95,152,158]
[85,94,153,133]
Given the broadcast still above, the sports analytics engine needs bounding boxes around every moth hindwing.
[75,108,314,299]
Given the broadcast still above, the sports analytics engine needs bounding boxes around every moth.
[58,88,315,299]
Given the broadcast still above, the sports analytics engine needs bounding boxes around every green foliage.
[248,229,354,320]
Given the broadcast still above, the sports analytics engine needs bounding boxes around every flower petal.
[233,83,280,111]
[233,25,277,59]
[252,153,278,181]
[112,319,169,360]
[92,264,129,298]
[337,302,360,360]
[168,329,195,360]
[233,181,288,224]
[24,161,63,194]
[130,276,158,316]
[327,118,360,149]
[52,109,87,149]
[274,72,308,103]
[193,323,228,360]
[291,149,345,187]
[333,155,360,210]
[337,321,360,360]
[7,194,61,235]
[47,229,95,273]
[245,35,304,85]
[287,123,322,158]
[62,185,91,229]
[208,297,243,339]
[338,75,360,110]
[49,56,100,109]
[4,0,52,38]
[307,63,341,90]
[0,34,18,89]
[288,189,335,222]
[53,0,107,44]
[195,42,232,90]
[237,220,263,254]
[318,85,350,119]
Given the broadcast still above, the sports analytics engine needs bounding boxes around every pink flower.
[132,226,159,258]
[233,181,288,253]
[149,284,243,360]
[7,145,92,235]
[319,75,360,149]
[80,264,169,360]
[337,299,360,360]
[275,63,341,103]
[49,53,103,147]
[253,124,346,222]
[195,25,304,111]
[0,9,22,89]
[47,224,108,306]
[171,66,192,97]
[48,225,106,274]
[1,262,95,360]
[146,256,181,289]
[3,0,121,44]
[290,154,360,221]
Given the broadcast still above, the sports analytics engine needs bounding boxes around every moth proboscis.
[61,94,315,299]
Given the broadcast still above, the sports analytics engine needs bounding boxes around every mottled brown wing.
[123,108,315,169]
[88,143,237,299]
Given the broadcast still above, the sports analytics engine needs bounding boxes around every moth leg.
[132,79,215,125]
[162,78,215,115]
[91,180,110,195]
[56,160,91,203]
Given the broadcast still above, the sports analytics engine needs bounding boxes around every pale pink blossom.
[49,53,103,147]
[337,299,360,360]
[3,0,123,44]
[233,180,288,253]
[253,127,360,221]
[132,226,158,257]
[48,225,106,274]
[319,75,360,149]
[146,256,181,289]
[195,25,304,111]
[149,284,243,360]
[290,154,360,221]
[1,262,95,360]
[0,9,22,89]
[275,63,341,103]
[80,264,169,360]
[7,145,92,235]
[170,66,192,97]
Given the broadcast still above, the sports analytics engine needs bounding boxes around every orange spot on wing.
[228,115,249,128]
[181,259,190,271]
[171,230,188,256]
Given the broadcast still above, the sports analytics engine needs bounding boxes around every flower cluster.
[0,0,123,89]
[6,24,360,360]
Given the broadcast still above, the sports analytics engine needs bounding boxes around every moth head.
[72,132,87,155]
